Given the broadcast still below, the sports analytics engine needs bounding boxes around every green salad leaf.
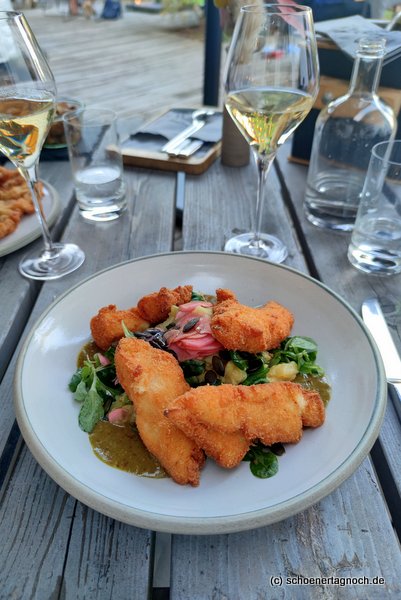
[191,291,206,301]
[229,351,269,385]
[243,443,280,479]
[78,387,104,433]
[229,351,249,372]
[269,336,324,377]
[68,353,123,433]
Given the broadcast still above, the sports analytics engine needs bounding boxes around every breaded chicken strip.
[167,419,249,469]
[115,337,205,486]
[211,288,294,353]
[165,382,324,467]
[90,285,192,351]
[137,285,193,323]
[90,305,149,350]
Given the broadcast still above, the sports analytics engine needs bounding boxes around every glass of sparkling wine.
[0,11,85,280]
[224,3,319,262]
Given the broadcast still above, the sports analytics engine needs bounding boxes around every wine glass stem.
[23,164,55,256]
[253,153,274,246]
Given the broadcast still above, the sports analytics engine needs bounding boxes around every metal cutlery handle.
[390,382,401,422]
[361,298,401,383]
[171,139,204,158]
[162,121,204,154]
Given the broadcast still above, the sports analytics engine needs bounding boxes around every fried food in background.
[90,305,150,350]
[0,167,44,239]
[115,337,205,486]
[45,99,81,147]
[90,285,193,350]
[165,381,325,467]
[211,288,294,353]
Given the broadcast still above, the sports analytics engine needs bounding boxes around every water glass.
[63,107,126,221]
[348,140,401,276]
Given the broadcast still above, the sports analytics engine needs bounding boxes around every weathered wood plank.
[62,502,154,600]
[171,460,401,599]
[25,9,206,121]
[0,445,78,599]
[182,158,306,271]
[0,444,154,600]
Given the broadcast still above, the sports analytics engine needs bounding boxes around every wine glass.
[0,12,85,280]
[224,3,319,262]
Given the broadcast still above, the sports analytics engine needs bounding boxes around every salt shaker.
[304,37,397,232]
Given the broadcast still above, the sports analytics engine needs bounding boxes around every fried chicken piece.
[165,382,325,468]
[137,285,193,324]
[211,288,294,353]
[165,418,249,469]
[115,337,205,486]
[1,195,36,215]
[90,305,150,350]
[90,285,192,351]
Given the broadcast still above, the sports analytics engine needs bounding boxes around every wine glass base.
[19,243,85,281]
[224,232,288,263]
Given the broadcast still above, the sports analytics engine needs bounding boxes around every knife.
[161,108,215,155]
[362,297,401,421]
[169,138,203,158]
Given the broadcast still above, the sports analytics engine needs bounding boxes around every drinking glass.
[0,12,85,280]
[348,139,401,276]
[63,107,126,221]
[224,3,319,261]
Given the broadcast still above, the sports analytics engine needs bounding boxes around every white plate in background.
[0,182,60,258]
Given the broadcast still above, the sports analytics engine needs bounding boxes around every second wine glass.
[224,3,319,262]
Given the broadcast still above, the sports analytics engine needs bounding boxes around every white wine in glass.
[0,12,85,280]
[224,3,319,262]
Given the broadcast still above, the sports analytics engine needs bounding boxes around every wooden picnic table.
[0,138,400,599]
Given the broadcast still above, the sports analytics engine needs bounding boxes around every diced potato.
[159,305,180,329]
[193,305,213,317]
[268,361,298,381]
[170,305,179,316]
[223,361,247,385]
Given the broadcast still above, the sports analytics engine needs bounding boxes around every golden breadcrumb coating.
[211,288,294,352]
[115,337,205,486]
[165,382,325,467]
[137,285,193,323]
[90,305,149,350]
[0,167,44,239]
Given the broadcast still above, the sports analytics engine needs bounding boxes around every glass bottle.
[304,37,397,231]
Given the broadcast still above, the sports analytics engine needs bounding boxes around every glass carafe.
[304,37,397,231]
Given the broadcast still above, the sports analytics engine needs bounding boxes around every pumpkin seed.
[182,317,200,333]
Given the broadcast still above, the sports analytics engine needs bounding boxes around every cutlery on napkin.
[132,108,222,159]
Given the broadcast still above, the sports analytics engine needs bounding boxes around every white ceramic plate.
[14,252,386,534]
[0,182,60,258]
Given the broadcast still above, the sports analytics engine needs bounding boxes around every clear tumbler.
[348,140,401,276]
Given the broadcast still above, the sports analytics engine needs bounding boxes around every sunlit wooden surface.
[24,6,207,121]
